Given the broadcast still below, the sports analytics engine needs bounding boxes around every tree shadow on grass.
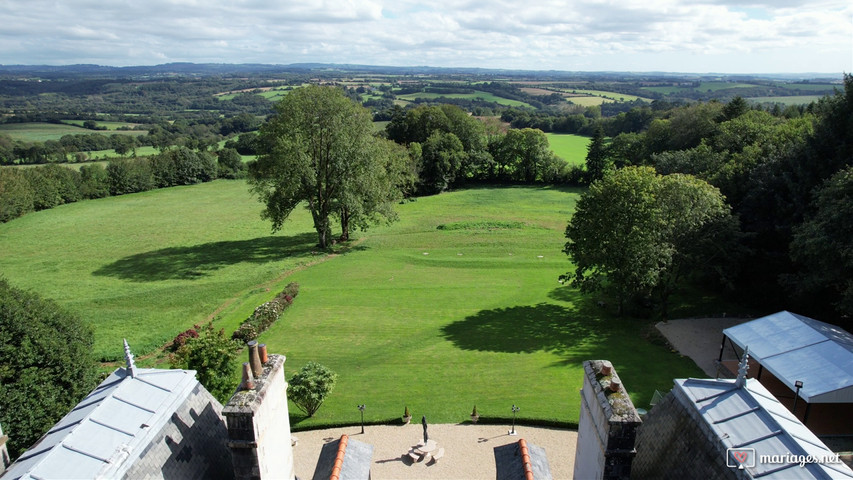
[93,232,318,282]
[440,302,602,355]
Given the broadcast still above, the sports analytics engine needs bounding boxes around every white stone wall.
[224,354,295,480]
[573,364,608,479]
[254,357,294,480]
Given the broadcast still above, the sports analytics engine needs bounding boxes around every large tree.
[249,85,400,248]
[584,126,611,183]
[489,128,557,182]
[789,166,853,317]
[562,166,739,317]
[0,279,96,458]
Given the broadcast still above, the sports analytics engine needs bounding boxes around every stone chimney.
[573,360,641,480]
[223,352,295,480]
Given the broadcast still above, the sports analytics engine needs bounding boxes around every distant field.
[0,122,143,142]
[396,91,533,108]
[546,133,590,166]
[571,90,650,102]
[76,146,160,159]
[257,88,292,102]
[565,96,609,107]
[748,95,824,105]
[774,83,839,92]
[641,82,757,94]
[520,87,559,96]
[0,123,87,142]
[216,86,293,101]
[5,161,109,171]
[62,120,144,131]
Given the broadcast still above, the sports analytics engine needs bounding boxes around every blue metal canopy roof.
[675,377,853,479]
[723,311,853,403]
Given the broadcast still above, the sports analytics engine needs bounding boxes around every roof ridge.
[330,434,349,480]
[518,438,533,480]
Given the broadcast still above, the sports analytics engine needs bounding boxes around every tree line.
[564,76,853,325]
[0,147,245,222]
[0,113,261,165]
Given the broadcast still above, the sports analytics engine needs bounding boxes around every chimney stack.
[574,360,641,479]
[239,363,255,391]
[248,340,263,378]
[224,354,295,480]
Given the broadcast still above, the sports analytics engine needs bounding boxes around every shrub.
[231,323,259,344]
[231,283,299,342]
[169,325,199,352]
[289,362,337,417]
[171,322,239,403]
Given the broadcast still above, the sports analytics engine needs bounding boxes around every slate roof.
[675,376,853,479]
[723,311,853,403]
[494,439,552,480]
[3,366,200,479]
[312,435,373,480]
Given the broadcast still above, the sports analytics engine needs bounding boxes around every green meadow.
[0,181,703,428]
[0,122,144,142]
[0,123,91,142]
[547,133,590,166]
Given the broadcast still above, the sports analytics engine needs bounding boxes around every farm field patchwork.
[570,90,651,102]
[0,182,703,429]
[396,91,533,108]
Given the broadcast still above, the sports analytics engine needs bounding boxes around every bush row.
[0,147,246,223]
[232,282,300,343]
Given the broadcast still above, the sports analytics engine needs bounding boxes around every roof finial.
[735,345,749,388]
[123,339,138,378]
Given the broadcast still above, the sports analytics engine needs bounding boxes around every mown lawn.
[0,180,320,361]
[0,182,703,428]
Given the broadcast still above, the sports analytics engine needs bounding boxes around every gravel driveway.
[292,423,577,479]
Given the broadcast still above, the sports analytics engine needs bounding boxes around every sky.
[1,0,851,74]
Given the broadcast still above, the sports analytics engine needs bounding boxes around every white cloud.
[0,0,849,73]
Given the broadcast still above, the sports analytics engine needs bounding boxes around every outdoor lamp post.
[793,381,803,415]
[358,404,365,434]
[509,405,520,435]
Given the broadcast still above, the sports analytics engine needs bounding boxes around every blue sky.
[1,0,850,73]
